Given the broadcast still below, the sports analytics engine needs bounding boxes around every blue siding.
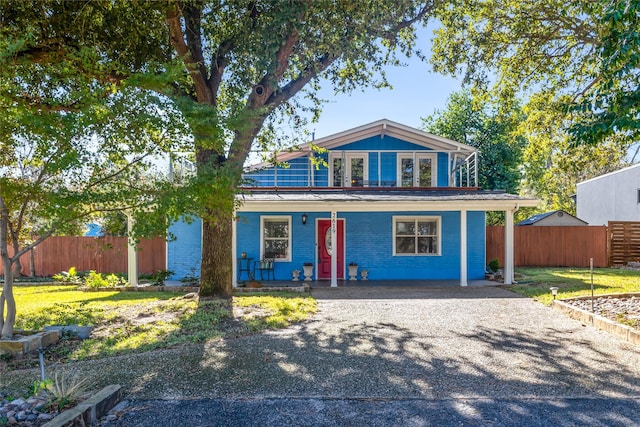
[380,152,396,184]
[368,152,379,183]
[467,211,486,279]
[438,153,449,186]
[235,210,486,281]
[167,218,202,280]
[236,212,324,280]
[313,152,329,187]
[339,135,435,151]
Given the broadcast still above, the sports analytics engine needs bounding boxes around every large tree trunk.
[0,257,16,339]
[199,211,233,298]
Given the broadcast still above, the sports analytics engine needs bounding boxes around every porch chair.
[253,257,275,280]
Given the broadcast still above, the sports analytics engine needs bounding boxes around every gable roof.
[517,210,587,226]
[250,119,476,169]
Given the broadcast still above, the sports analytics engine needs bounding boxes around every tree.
[0,51,189,338]
[430,0,639,147]
[1,1,439,298]
[569,0,640,145]
[422,90,525,195]
[519,91,632,214]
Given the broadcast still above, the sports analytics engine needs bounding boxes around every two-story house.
[167,119,537,286]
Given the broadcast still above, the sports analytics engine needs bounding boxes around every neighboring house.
[167,119,537,286]
[577,163,640,226]
[517,210,587,226]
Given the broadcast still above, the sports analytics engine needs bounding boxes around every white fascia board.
[237,199,539,213]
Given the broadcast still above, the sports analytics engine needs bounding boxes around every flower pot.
[292,270,301,281]
[302,265,313,281]
[348,265,358,281]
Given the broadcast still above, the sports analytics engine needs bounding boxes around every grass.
[6,285,317,363]
[510,267,640,305]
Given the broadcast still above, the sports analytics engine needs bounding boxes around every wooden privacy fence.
[486,226,608,268]
[0,236,166,277]
[608,221,640,265]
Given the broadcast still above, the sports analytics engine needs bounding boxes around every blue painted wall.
[167,218,202,280]
[243,135,456,188]
[235,210,486,281]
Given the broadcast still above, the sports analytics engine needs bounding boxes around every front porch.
[236,279,499,289]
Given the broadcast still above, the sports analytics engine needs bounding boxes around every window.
[397,154,437,187]
[393,216,440,255]
[261,217,291,261]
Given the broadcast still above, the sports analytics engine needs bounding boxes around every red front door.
[317,219,345,279]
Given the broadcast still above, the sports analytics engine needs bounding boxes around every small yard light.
[301,213,308,225]
[550,287,559,300]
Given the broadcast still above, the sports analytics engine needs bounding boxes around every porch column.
[460,209,468,286]
[232,215,238,287]
[127,213,138,286]
[331,210,338,287]
[504,208,515,285]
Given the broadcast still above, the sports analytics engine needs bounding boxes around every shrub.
[487,259,500,273]
[53,267,80,283]
[152,270,174,286]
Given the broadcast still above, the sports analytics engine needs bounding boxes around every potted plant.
[348,262,358,281]
[302,263,314,281]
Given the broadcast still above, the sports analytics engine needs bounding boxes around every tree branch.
[166,6,212,104]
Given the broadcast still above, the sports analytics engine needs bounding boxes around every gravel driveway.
[40,286,640,425]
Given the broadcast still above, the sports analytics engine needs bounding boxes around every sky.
[302,28,463,140]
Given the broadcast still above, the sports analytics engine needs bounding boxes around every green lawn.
[510,267,640,305]
[8,285,317,362]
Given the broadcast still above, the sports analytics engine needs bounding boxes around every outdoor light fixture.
[302,213,308,225]
[550,287,559,300]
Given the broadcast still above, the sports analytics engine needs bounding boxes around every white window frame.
[260,216,292,261]
[396,153,438,187]
[329,152,369,187]
[392,216,441,256]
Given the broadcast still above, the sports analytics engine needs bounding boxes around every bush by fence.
[0,236,166,277]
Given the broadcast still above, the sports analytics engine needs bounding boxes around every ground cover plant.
[2,285,317,370]
[510,267,640,305]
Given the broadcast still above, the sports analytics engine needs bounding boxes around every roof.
[237,188,538,212]
[577,162,640,186]
[517,210,587,226]
[250,119,477,169]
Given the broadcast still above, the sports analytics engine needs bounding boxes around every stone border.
[234,284,310,293]
[80,285,199,292]
[551,293,640,346]
[42,384,121,427]
[0,330,60,356]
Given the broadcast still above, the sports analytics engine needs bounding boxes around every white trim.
[260,216,292,261]
[504,209,515,285]
[460,209,467,286]
[239,199,538,213]
[392,216,441,256]
[331,211,338,287]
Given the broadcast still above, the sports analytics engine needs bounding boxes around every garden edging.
[552,295,640,346]
[41,384,121,427]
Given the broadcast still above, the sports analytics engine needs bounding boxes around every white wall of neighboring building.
[577,163,640,225]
